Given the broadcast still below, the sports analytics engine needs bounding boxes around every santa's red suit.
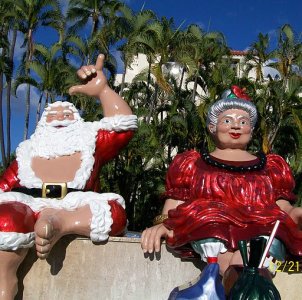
[0,113,137,251]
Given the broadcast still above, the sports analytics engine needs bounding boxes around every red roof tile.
[230,50,248,56]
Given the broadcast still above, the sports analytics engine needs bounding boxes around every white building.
[115,50,284,101]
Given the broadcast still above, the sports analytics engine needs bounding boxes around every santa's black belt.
[12,183,81,199]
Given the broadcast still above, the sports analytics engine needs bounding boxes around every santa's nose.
[56,114,65,120]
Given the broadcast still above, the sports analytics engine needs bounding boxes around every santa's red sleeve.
[0,160,21,192]
[95,130,134,163]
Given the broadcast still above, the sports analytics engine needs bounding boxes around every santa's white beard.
[16,118,98,189]
[30,119,95,158]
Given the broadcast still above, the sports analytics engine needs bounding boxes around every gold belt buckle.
[42,183,67,199]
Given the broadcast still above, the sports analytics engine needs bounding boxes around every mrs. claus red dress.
[163,150,302,257]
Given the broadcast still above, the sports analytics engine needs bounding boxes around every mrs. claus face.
[210,108,252,150]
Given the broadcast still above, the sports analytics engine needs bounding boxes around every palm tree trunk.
[36,92,44,125]
[146,83,158,124]
[91,17,99,37]
[23,85,31,141]
[5,28,17,165]
[192,62,201,103]
[0,72,7,166]
[178,66,185,94]
[268,119,283,150]
[120,59,127,96]
[23,29,33,141]
[192,72,198,103]
[146,57,152,103]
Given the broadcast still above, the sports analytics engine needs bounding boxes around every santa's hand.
[69,54,108,98]
[141,224,173,254]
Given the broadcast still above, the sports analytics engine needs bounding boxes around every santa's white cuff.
[83,192,125,242]
[96,114,137,132]
[0,232,35,251]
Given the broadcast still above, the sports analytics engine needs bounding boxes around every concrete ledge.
[17,237,202,300]
[16,237,301,300]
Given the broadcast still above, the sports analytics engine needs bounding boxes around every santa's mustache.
[46,119,77,127]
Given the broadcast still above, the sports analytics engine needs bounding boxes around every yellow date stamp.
[270,260,301,273]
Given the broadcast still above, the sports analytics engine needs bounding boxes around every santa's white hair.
[42,101,82,120]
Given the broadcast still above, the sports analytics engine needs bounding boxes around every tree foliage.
[0,1,302,229]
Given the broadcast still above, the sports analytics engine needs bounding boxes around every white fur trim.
[16,141,42,188]
[0,191,125,243]
[94,115,137,132]
[0,192,37,208]
[88,195,113,242]
[0,232,35,250]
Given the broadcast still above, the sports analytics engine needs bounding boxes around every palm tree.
[0,16,10,166]
[118,9,156,95]
[147,17,182,92]
[84,1,130,60]
[131,17,188,123]
[67,0,121,38]
[249,24,302,156]
[252,76,302,154]
[0,0,19,166]
[273,24,302,84]
[244,33,273,82]
[124,24,155,109]
[13,0,63,140]
[183,24,228,102]
[4,26,17,166]
[60,30,95,66]
[14,43,77,125]
[67,0,128,82]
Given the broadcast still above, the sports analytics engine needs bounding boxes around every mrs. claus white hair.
[206,98,258,130]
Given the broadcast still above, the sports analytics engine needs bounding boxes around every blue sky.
[4,0,302,154]
[123,0,302,50]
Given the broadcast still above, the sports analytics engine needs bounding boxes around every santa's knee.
[0,202,36,250]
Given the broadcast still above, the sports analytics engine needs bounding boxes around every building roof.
[230,50,248,56]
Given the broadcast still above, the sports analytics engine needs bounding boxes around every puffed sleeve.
[266,154,297,202]
[162,150,200,201]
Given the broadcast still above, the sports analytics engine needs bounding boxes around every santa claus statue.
[0,54,137,299]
